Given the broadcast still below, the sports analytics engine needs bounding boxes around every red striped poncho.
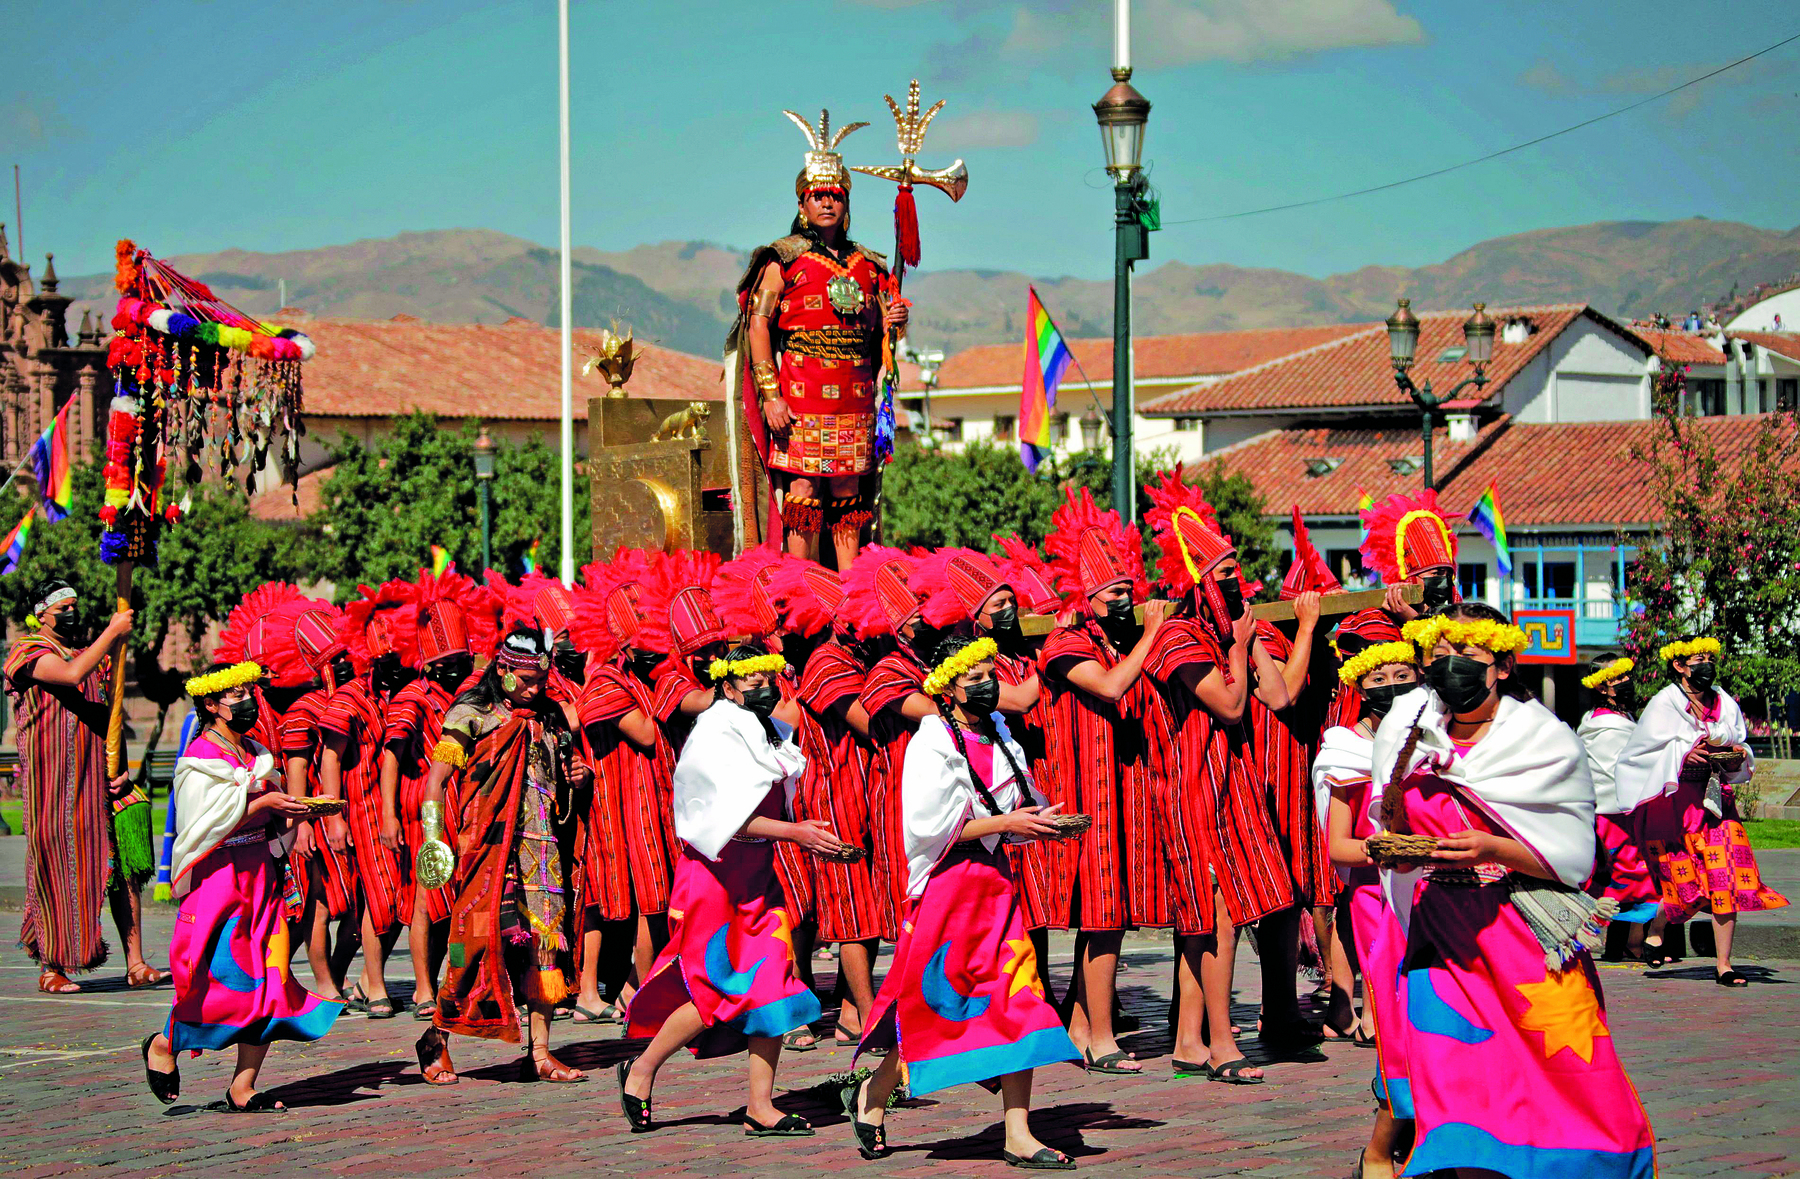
[794,640,888,942]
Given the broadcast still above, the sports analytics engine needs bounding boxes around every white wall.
[1202,416,1289,455]
[1728,287,1800,333]
[1501,320,1648,423]
[917,383,1203,465]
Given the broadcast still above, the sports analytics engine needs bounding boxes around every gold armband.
[414,799,455,890]
[430,738,467,768]
[751,360,780,399]
[750,288,780,318]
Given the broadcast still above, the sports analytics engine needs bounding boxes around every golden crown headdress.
[784,108,868,198]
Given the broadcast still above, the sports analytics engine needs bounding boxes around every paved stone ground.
[2,913,1796,1178]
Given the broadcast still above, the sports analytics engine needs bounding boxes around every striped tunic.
[795,641,889,942]
[858,649,930,931]
[1251,628,1338,909]
[5,635,113,973]
[995,649,1061,933]
[1041,621,1180,932]
[282,688,359,919]
[770,669,815,922]
[382,678,457,923]
[650,662,708,753]
[1144,618,1295,929]
[581,662,680,916]
[320,680,402,932]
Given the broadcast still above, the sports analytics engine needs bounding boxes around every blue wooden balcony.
[1513,595,1629,648]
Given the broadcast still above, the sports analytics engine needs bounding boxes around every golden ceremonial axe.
[851,79,969,203]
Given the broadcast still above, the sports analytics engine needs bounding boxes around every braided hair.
[929,633,1030,816]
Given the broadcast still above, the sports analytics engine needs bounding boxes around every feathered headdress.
[1043,486,1146,613]
[713,548,790,639]
[762,557,843,638]
[912,547,1008,627]
[842,543,923,638]
[216,582,304,667]
[1359,490,1457,583]
[259,594,341,688]
[340,580,418,668]
[1335,608,1404,656]
[1142,469,1233,597]
[635,549,725,657]
[389,565,499,664]
[1281,506,1342,600]
[993,535,1063,616]
[578,547,658,649]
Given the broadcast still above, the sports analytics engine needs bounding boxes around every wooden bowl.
[1365,831,1441,864]
[1046,813,1093,841]
[299,797,346,818]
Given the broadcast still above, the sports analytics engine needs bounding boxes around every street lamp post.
[1385,299,1494,491]
[473,428,497,570]
[1094,25,1150,522]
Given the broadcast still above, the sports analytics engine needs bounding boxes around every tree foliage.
[1624,364,1800,716]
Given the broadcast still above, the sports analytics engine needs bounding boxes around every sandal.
[412,1000,437,1023]
[841,1080,888,1159]
[1003,1147,1076,1170]
[524,1053,588,1083]
[414,1030,459,1087]
[1169,1058,1211,1078]
[342,985,371,1014]
[1082,1048,1142,1075]
[1716,969,1749,987]
[1641,939,1672,969]
[781,1027,818,1052]
[569,1004,612,1025]
[366,995,398,1020]
[618,1057,653,1132]
[141,1034,179,1104]
[38,970,81,994]
[127,963,170,989]
[742,1112,814,1137]
[1199,1058,1266,1085]
[218,1089,284,1112]
[1352,1025,1377,1049]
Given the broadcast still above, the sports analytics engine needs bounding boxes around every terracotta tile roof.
[248,464,331,521]
[1635,329,1727,365]
[1732,331,1800,363]
[1142,305,1636,416]
[1210,414,1779,528]
[910,324,1366,393]
[282,312,723,420]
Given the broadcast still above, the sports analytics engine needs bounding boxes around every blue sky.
[8,1,1798,282]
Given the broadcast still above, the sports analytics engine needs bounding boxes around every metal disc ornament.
[415,839,456,890]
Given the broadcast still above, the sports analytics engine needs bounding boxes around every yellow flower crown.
[1657,637,1720,663]
[185,662,263,698]
[1402,615,1529,655]
[1581,658,1634,690]
[923,637,999,696]
[707,652,788,682]
[1338,641,1417,687]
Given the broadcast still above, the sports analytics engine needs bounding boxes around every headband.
[707,653,787,682]
[1338,641,1417,687]
[922,637,999,697]
[186,661,262,697]
[26,586,77,628]
[1658,637,1720,663]
[1581,658,1634,690]
[1402,615,1528,655]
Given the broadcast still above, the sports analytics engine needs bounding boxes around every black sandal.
[366,994,398,1020]
[1003,1147,1076,1170]
[342,984,371,1014]
[1169,1058,1210,1078]
[219,1089,284,1112]
[1642,939,1672,969]
[618,1057,653,1132]
[140,1034,179,1105]
[743,1112,814,1137]
[1199,1058,1266,1085]
[1082,1048,1142,1074]
[1716,969,1749,987]
[841,1080,888,1159]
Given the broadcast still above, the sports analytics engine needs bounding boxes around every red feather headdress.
[842,543,922,638]
[1281,506,1343,600]
[1043,486,1146,612]
[388,566,500,663]
[1142,468,1233,597]
[993,535,1063,615]
[340,580,418,668]
[261,593,339,689]
[578,547,658,649]
[712,548,790,639]
[1359,490,1457,583]
[216,582,304,668]
[912,546,1008,627]
[762,556,843,638]
[634,549,725,656]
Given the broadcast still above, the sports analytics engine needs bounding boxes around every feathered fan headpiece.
[993,535,1063,615]
[762,557,843,638]
[842,543,923,638]
[216,582,305,669]
[388,566,499,664]
[1281,506,1342,601]
[1143,468,1242,636]
[635,549,725,657]
[713,548,790,639]
[912,547,1008,627]
[578,547,658,649]
[340,580,418,668]
[261,594,341,689]
[1359,490,1457,584]
[1043,486,1146,613]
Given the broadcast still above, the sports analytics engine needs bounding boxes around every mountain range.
[59,217,1800,359]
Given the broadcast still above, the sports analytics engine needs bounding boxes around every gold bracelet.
[750,289,780,318]
[752,361,780,399]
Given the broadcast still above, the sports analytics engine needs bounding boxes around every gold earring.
[501,670,519,694]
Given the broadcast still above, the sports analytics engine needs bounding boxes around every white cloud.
[1135,0,1426,67]
[926,110,1042,149]
[0,94,77,147]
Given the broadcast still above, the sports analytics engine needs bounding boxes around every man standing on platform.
[735,108,909,565]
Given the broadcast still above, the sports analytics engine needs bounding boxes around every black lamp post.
[1094,67,1151,521]
[1386,299,1493,491]
[473,428,497,570]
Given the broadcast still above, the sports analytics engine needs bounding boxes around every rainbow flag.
[1467,482,1511,575]
[26,401,73,522]
[1355,488,1374,545]
[522,538,541,575]
[429,545,451,577]
[2,506,36,574]
[1020,286,1074,472]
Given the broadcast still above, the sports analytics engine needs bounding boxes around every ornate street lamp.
[1386,299,1492,491]
[473,427,497,570]
[1080,406,1105,451]
[1094,66,1151,522]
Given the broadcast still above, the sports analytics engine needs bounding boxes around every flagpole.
[557,0,576,584]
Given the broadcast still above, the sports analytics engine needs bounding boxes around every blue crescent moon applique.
[705,926,767,997]
[921,941,991,1023]
[207,916,262,994]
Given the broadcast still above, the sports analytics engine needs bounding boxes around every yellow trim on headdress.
[185,662,263,697]
[923,637,999,697]
[707,652,788,682]
[1394,509,1453,580]
[1657,637,1720,663]
[430,738,467,769]
[1404,615,1528,655]
[1581,658,1634,690]
[1169,506,1215,587]
[1338,641,1417,687]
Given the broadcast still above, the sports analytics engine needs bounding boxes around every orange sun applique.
[1515,966,1609,1063]
[1001,938,1044,998]
[770,908,797,962]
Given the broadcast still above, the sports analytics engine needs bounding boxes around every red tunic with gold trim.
[319,679,404,935]
[1250,627,1338,910]
[383,678,457,924]
[858,648,929,931]
[1040,620,1179,932]
[996,650,1060,933]
[769,245,886,477]
[583,662,681,917]
[1144,618,1294,929]
[281,688,358,921]
[795,641,889,943]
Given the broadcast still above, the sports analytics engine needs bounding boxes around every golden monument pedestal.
[587,394,745,559]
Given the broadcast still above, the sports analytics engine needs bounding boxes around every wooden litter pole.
[104,560,133,778]
[1019,583,1423,636]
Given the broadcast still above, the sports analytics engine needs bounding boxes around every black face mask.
[628,648,665,683]
[907,622,945,661]
[738,684,780,718]
[51,608,90,647]
[372,656,407,696]
[226,696,260,734]
[1428,654,1494,715]
[1097,595,1137,643]
[329,658,357,691]
[1360,682,1409,721]
[1217,576,1245,621]
[960,678,1001,716]
[553,637,586,682]
[427,655,473,691]
[1602,685,1635,713]
[1685,661,1717,693]
[1421,570,1456,612]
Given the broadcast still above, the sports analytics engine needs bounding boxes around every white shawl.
[1575,709,1638,816]
[672,699,807,861]
[1612,683,1753,816]
[1372,689,1597,897]
[900,713,1045,900]
[1311,724,1374,829]
[170,738,286,898]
